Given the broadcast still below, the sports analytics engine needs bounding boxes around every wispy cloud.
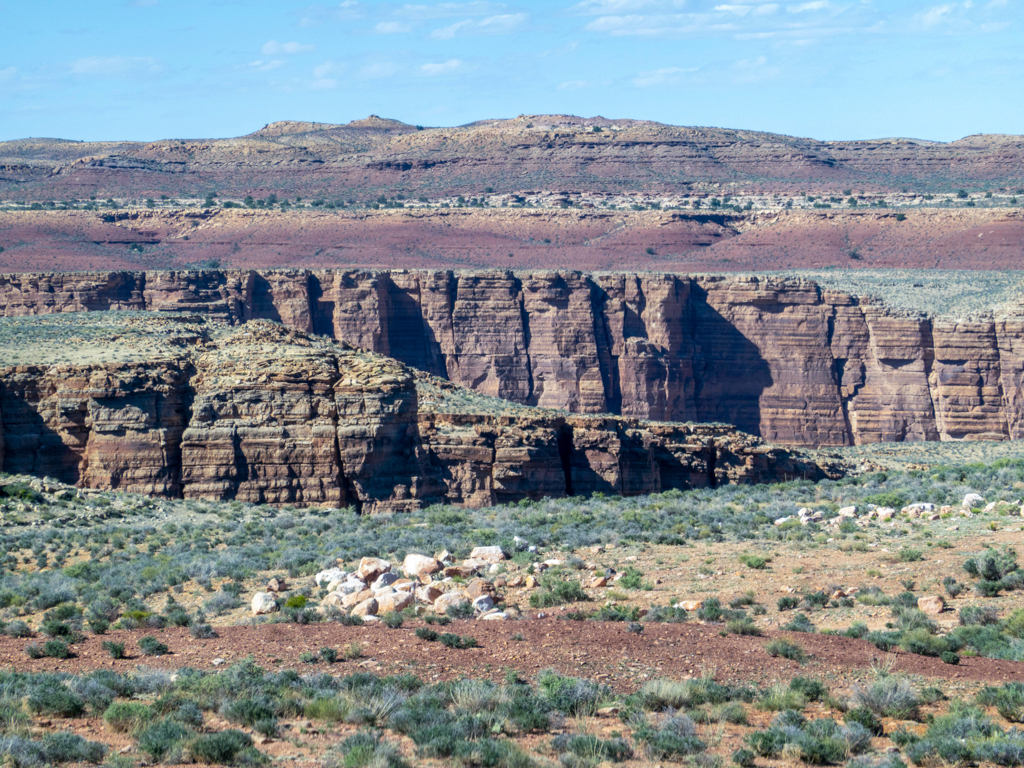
[294,1,363,27]
[633,65,698,86]
[430,12,527,38]
[248,59,284,72]
[420,58,466,75]
[70,56,163,76]
[375,21,412,33]
[395,2,508,19]
[571,0,688,13]
[261,40,316,55]
[359,61,402,78]
[127,0,158,6]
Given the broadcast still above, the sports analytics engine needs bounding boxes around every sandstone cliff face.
[0,321,822,511]
[2,269,1023,447]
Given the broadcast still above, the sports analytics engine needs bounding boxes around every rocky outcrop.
[0,321,826,511]
[3,268,1024,447]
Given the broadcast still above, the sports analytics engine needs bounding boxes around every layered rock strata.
[0,321,824,511]
[2,268,1022,446]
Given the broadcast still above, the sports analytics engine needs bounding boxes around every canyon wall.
[0,322,821,511]
[1,268,1021,447]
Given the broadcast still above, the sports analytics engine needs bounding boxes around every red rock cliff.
[0,321,823,510]
[2,269,1022,446]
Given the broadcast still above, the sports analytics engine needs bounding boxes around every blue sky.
[1,0,1021,142]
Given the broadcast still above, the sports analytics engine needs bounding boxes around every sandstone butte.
[0,319,829,513]
[1,268,1022,448]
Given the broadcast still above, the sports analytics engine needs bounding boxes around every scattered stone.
[357,557,391,582]
[211,658,226,666]
[479,611,507,621]
[351,597,379,617]
[469,546,506,563]
[415,585,443,603]
[434,591,470,614]
[837,506,857,517]
[466,578,496,600]
[315,567,346,587]
[918,595,946,616]
[962,493,985,509]
[402,553,440,579]
[378,591,414,614]
[266,577,287,593]
[472,595,495,613]
[589,576,608,589]
[371,572,400,592]
[251,592,278,616]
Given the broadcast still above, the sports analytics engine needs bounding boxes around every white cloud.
[248,59,284,71]
[313,61,344,79]
[261,40,316,55]
[633,65,698,86]
[430,12,527,38]
[70,56,162,76]
[788,1,827,11]
[419,58,465,75]
[557,79,593,89]
[359,61,401,78]
[128,0,158,6]
[734,54,768,68]
[921,4,957,25]
[571,0,687,13]
[396,2,506,19]
[0,66,16,82]
[375,21,412,32]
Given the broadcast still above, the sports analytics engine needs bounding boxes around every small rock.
[472,595,495,613]
[433,591,470,615]
[837,506,857,517]
[351,597,379,617]
[371,572,400,592]
[402,553,440,579]
[357,557,391,583]
[315,567,346,587]
[415,585,443,603]
[377,591,414,614]
[211,658,226,666]
[469,546,506,563]
[507,575,525,588]
[479,611,507,621]
[962,493,985,509]
[589,576,608,588]
[917,595,946,616]
[251,592,278,616]
[466,578,496,600]
[266,577,287,593]
[524,575,538,589]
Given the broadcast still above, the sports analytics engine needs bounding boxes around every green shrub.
[437,633,478,650]
[415,627,439,642]
[781,613,816,633]
[1004,608,1024,638]
[739,554,768,569]
[102,640,127,659]
[381,611,404,629]
[727,618,762,636]
[285,595,307,609]
[27,685,85,718]
[40,732,107,764]
[619,566,652,590]
[747,728,786,758]
[189,730,253,765]
[697,598,724,622]
[845,707,884,736]
[529,578,588,607]
[850,676,919,720]
[778,596,800,611]
[960,605,1000,626]
[764,638,806,662]
[941,651,960,665]
[733,748,756,767]
[593,604,641,622]
[977,682,1024,722]
[538,670,608,716]
[553,733,633,762]
[138,636,169,656]
[103,701,154,733]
